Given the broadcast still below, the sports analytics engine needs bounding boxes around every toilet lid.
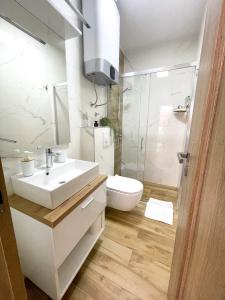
[107,175,143,194]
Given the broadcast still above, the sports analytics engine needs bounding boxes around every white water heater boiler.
[82,0,120,85]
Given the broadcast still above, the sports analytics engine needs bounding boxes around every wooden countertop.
[9,175,107,228]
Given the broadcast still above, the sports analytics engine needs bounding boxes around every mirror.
[0,0,70,155]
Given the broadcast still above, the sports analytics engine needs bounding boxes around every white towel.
[145,198,173,225]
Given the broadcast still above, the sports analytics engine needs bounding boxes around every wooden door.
[168,0,225,298]
[0,159,27,300]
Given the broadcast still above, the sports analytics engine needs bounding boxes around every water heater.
[82,0,120,85]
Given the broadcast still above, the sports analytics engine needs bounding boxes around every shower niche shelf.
[173,108,187,113]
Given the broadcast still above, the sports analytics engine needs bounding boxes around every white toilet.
[89,127,143,211]
[106,175,143,211]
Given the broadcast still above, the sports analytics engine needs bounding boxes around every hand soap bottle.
[21,151,35,177]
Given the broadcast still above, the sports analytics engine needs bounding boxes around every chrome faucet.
[45,148,55,169]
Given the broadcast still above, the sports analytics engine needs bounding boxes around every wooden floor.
[143,181,178,203]
[26,193,178,300]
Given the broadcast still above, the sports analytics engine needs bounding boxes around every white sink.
[11,159,99,209]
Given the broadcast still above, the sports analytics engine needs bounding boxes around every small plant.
[99,117,117,136]
[99,117,111,127]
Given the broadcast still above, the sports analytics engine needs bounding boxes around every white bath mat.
[145,198,173,225]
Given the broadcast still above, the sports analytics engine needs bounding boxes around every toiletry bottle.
[94,120,99,127]
[21,151,35,177]
[55,150,66,163]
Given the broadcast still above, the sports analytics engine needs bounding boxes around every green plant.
[99,117,110,126]
[99,117,117,136]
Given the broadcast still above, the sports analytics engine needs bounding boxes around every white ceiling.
[117,0,207,51]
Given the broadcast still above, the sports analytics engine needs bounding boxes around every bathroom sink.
[11,159,99,209]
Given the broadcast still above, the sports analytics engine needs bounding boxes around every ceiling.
[117,0,207,51]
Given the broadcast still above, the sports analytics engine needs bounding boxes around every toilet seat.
[107,175,143,194]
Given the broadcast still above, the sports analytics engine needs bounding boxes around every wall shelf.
[173,108,187,113]
[15,0,82,40]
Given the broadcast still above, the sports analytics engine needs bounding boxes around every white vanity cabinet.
[10,177,107,300]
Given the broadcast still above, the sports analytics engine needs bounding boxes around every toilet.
[92,127,143,211]
[106,175,143,211]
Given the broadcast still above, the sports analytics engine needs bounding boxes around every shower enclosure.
[120,64,196,188]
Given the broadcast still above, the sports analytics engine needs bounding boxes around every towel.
[145,198,173,225]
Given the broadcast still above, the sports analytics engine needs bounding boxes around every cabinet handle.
[81,197,95,209]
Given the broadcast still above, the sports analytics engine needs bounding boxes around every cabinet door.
[53,184,107,267]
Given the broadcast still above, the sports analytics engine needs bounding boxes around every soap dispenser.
[21,151,34,177]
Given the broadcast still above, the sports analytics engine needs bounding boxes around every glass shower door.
[121,74,149,181]
[144,66,196,187]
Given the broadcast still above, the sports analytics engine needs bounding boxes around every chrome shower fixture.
[119,87,132,96]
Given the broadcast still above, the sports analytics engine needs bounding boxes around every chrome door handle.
[177,152,189,164]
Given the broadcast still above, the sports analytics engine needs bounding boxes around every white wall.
[0,18,66,153]
[2,0,108,195]
[124,37,199,72]
[80,127,114,176]
[65,33,107,160]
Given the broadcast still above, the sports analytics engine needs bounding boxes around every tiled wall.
[0,18,66,154]
[107,51,124,175]
[1,0,108,195]
[0,16,67,195]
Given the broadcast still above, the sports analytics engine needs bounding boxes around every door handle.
[177,152,189,164]
[81,197,95,209]
[0,190,4,213]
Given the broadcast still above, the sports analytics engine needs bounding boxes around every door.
[168,0,225,298]
[0,159,27,300]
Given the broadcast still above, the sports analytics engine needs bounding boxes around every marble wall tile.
[65,34,108,160]
[0,18,66,154]
[80,127,114,176]
[1,0,109,196]
[0,16,69,194]
[107,51,125,175]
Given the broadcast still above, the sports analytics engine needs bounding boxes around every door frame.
[168,0,225,298]
[0,159,27,299]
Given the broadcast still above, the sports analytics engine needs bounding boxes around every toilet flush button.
[103,132,111,147]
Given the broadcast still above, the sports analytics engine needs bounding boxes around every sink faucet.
[45,148,55,169]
